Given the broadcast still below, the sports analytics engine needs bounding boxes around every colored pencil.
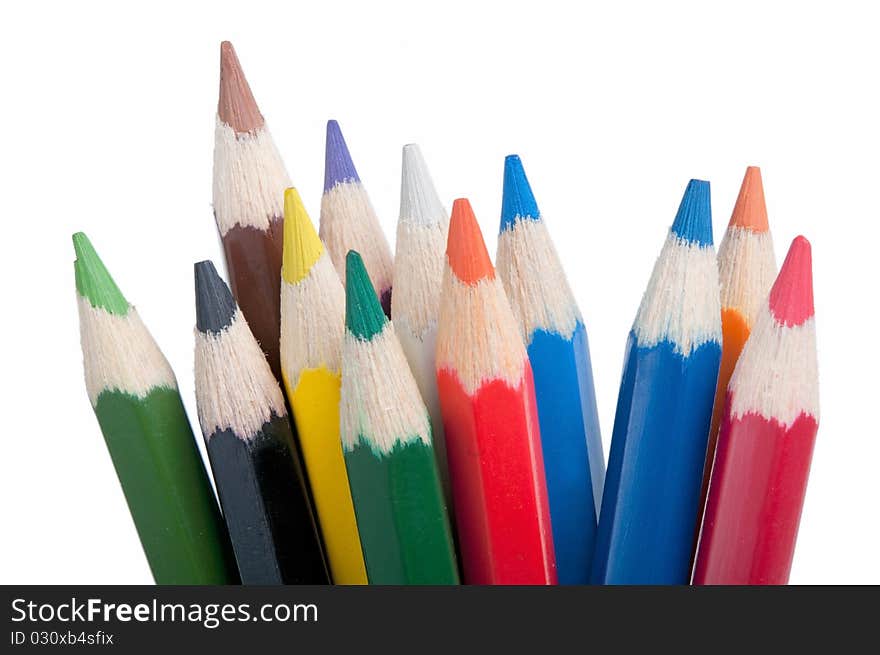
[73,233,237,584]
[693,236,818,585]
[193,261,327,584]
[319,120,394,316]
[340,251,458,584]
[495,154,605,584]
[436,198,556,585]
[279,187,368,585]
[590,180,722,585]
[212,41,290,380]
[694,166,776,557]
[391,144,452,508]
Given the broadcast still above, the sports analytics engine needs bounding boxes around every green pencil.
[340,250,458,584]
[73,232,237,584]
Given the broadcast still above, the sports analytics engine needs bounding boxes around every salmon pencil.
[436,198,556,585]
[694,166,776,557]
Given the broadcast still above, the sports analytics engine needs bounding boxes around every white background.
[1,1,877,584]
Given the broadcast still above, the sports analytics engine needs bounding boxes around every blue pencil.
[591,179,722,585]
[496,154,605,584]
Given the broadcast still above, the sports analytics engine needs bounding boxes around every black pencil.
[193,260,328,584]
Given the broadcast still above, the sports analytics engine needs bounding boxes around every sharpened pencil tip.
[282,188,324,284]
[399,143,445,226]
[671,179,713,246]
[769,236,814,327]
[218,40,263,134]
[345,250,387,340]
[72,232,129,316]
[195,260,237,335]
[324,120,360,193]
[729,166,769,232]
[447,199,495,284]
[500,154,540,232]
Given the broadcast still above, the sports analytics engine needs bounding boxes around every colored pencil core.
[769,236,814,326]
[282,188,323,285]
[447,199,495,284]
[729,166,769,232]
[73,232,129,316]
[671,179,713,246]
[500,154,540,230]
[346,251,387,340]
[218,41,263,134]
[324,120,361,192]
[194,261,237,334]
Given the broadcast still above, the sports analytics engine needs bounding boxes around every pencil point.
[729,166,769,232]
[671,179,713,246]
[500,154,540,232]
[769,236,814,327]
[195,260,237,335]
[218,41,264,134]
[324,120,360,193]
[282,188,324,284]
[399,144,445,226]
[447,199,495,284]
[72,232,129,315]
[345,250,387,340]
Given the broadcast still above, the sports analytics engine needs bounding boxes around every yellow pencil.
[280,187,368,584]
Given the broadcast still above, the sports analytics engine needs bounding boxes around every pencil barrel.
[344,437,458,584]
[528,324,604,584]
[206,415,328,584]
[94,389,237,584]
[693,405,818,584]
[221,220,285,380]
[438,366,557,584]
[286,369,368,585]
[592,335,720,584]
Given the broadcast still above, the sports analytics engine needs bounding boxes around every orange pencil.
[695,167,776,546]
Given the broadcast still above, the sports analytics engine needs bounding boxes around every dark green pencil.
[340,250,458,584]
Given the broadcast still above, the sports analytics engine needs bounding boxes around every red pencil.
[435,198,556,585]
[693,236,819,585]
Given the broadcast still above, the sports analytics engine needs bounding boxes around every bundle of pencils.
[72,39,822,587]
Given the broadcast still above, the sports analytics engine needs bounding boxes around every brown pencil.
[212,41,290,380]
